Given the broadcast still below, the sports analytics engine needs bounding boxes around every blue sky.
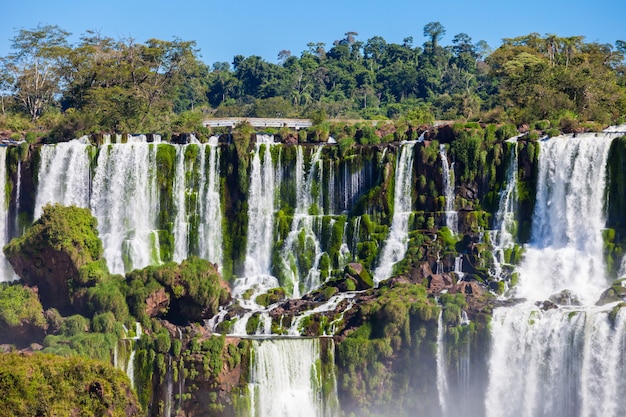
[1,0,624,66]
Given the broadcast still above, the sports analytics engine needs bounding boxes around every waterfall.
[487,306,626,417]
[326,153,374,214]
[516,133,615,303]
[126,350,136,388]
[197,138,223,267]
[454,255,464,280]
[243,136,276,277]
[436,309,449,416]
[34,139,91,218]
[439,144,457,233]
[493,141,518,248]
[490,140,519,284]
[373,141,417,284]
[172,145,190,263]
[485,131,626,417]
[234,136,279,305]
[278,146,325,297]
[91,142,160,274]
[249,338,337,417]
[0,147,14,282]
[172,139,223,266]
[14,158,21,235]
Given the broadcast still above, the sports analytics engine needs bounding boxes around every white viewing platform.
[203,117,312,129]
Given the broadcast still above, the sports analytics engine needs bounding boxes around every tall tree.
[423,22,446,49]
[1,25,70,120]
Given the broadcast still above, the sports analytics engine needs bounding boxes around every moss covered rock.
[0,283,47,347]
[344,263,374,289]
[0,352,141,416]
[126,256,231,325]
[4,204,105,312]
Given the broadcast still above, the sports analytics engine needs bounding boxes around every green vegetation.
[336,282,440,416]
[125,256,229,324]
[4,203,102,265]
[0,283,45,328]
[0,353,140,416]
[1,24,624,141]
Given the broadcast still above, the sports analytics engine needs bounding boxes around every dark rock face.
[0,317,47,348]
[9,246,76,311]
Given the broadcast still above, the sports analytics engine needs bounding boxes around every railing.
[203,117,312,129]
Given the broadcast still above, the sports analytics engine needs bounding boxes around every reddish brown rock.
[145,288,170,317]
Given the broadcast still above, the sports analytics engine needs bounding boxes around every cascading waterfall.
[197,137,223,267]
[439,144,457,233]
[34,139,91,218]
[172,145,191,263]
[485,131,626,417]
[36,138,162,275]
[373,141,417,284]
[0,147,15,282]
[278,146,325,297]
[436,309,449,416]
[325,154,374,214]
[234,135,279,306]
[91,141,161,274]
[516,133,615,302]
[14,158,21,235]
[249,338,337,417]
[487,306,626,417]
[490,139,519,284]
[171,137,223,267]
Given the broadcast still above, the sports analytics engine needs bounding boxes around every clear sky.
[1,0,624,66]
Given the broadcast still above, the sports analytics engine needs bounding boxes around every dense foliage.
[0,283,45,327]
[1,24,624,140]
[0,353,141,416]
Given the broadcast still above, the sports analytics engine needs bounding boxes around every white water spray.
[249,338,337,417]
[485,131,626,417]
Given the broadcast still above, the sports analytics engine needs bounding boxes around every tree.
[423,22,446,49]
[1,25,70,120]
[278,50,292,65]
[364,36,387,71]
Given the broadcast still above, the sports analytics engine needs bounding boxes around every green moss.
[76,258,110,288]
[255,287,286,307]
[5,203,103,263]
[335,282,442,414]
[0,352,140,416]
[440,293,467,325]
[0,283,45,328]
[246,313,260,335]
[125,256,228,324]
[155,145,177,263]
[87,277,130,322]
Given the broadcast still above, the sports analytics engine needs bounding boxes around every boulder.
[597,279,626,306]
[126,257,231,324]
[428,273,455,293]
[344,263,374,289]
[3,204,105,313]
[548,289,582,306]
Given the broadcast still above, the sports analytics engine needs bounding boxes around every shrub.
[0,283,45,328]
